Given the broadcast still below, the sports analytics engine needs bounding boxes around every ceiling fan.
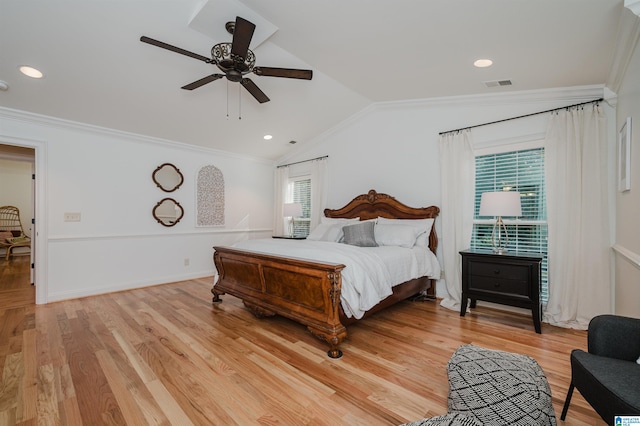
[140,16,313,103]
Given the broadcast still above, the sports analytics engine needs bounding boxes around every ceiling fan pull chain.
[226,80,229,120]
[238,84,242,120]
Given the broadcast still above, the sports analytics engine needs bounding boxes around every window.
[287,176,311,236]
[471,147,549,303]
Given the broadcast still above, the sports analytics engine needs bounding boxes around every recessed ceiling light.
[473,59,493,68]
[263,134,273,140]
[19,65,44,79]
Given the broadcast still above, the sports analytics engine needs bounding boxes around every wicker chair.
[0,206,31,260]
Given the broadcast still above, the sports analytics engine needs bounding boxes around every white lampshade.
[479,191,522,217]
[283,202,303,218]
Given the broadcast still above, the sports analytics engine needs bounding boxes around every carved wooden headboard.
[323,189,440,254]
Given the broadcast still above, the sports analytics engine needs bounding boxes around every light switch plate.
[64,212,81,222]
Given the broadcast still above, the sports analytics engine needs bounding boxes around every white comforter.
[227,239,441,319]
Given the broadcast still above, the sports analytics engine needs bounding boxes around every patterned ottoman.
[403,344,556,426]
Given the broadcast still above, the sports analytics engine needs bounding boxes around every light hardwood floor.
[0,256,605,425]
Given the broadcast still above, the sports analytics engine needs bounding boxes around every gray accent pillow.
[342,221,378,247]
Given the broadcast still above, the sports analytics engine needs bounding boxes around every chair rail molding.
[612,243,640,270]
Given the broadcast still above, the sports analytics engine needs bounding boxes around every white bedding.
[227,239,441,319]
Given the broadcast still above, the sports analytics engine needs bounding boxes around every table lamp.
[479,191,522,254]
[283,202,303,236]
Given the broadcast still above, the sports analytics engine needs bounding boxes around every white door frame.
[0,135,47,304]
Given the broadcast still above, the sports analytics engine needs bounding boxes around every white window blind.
[288,177,311,236]
[471,148,549,303]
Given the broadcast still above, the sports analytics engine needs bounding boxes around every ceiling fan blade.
[230,17,255,60]
[253,67,313,80]
[241,78,270,103]
[140,36,211,63]
[181,74,224,90]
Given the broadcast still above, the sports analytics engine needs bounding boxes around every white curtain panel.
[273,166,289,236]
[310,158,328,231]
[544,103,611,329]
[439,130,475,311]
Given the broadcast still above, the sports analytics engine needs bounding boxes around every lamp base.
[287,218,295,237]
[491,217,509,255]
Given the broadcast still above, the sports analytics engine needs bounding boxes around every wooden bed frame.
[212,189,440,358]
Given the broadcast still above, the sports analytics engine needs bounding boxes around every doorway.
[0,138,44,305]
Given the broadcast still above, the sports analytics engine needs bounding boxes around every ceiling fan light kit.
[140,16,312,104]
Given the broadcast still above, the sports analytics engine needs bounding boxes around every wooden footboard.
[212,189,440,359]
[213,246,348,358]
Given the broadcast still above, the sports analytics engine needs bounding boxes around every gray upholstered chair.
[561,314,640,425]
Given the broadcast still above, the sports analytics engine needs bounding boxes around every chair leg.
[560,382,575,421]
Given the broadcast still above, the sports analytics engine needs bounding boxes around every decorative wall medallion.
[197,165,225,226]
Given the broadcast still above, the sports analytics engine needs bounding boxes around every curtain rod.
[438,98,603,135]
[277,155,328,169]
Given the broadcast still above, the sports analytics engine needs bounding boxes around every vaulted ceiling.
[0,0,624,160]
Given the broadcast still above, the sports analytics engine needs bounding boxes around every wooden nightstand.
[460,249,543,333]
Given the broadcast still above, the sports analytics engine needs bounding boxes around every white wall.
[280,86,613,298]
[0,108,274,303]
[613,9,640,318]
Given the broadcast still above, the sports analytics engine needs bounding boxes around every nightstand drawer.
[468,261,529,281]
[468,276,529,296]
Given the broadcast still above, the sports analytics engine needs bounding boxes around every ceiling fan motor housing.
[212,43,255,78]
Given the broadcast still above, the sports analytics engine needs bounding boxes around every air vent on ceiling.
[483,79,513,88]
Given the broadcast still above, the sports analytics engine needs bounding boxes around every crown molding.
[276,103,377,165]
[276,85,605,165]
[0,106,274,166]
[606,5,640,92]
[372,85,605,111]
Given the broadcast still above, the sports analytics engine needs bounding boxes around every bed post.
[212,251,224,303]
[307,270,347,358]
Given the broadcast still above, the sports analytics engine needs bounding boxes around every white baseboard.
[46,271,215,303]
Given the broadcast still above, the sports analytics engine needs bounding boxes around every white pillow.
[376,217,434,248]
[307,223,345,242]
[374,223,422,248]
[307,217,359,242]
